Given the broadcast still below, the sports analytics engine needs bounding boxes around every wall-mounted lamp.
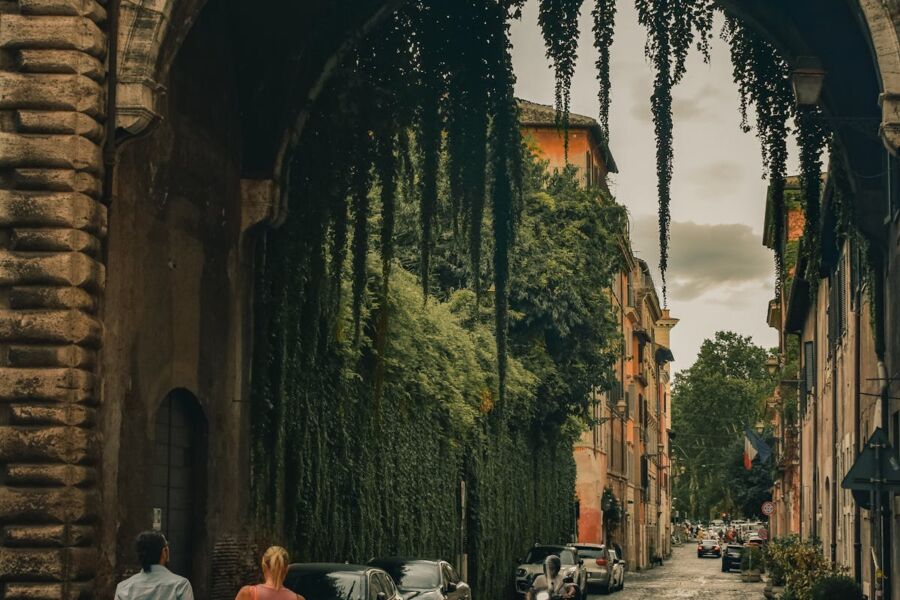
[791,56,826,107]
[596,398,628,425]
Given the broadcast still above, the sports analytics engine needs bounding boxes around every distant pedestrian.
[235,546,304,600]
[115,531,194,600]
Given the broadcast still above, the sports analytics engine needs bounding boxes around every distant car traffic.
[745,536,765,547]
[368,558,471,600]
[284,563,401,600]
[514,545,587,599]
[697,539,721,558]
[721,545,743,572]
[573,543,624,594]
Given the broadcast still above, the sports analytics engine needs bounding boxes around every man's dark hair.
[135,531,167,572]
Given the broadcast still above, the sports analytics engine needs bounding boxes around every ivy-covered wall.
[249,198,577,598]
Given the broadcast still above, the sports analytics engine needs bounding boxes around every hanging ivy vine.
[721,17,793,294]
[538,0,584,157]
[795,105,831,282]
[634,0,713,304]
[592,0,616,135]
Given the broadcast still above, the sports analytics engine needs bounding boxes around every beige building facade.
[766,176,885,598]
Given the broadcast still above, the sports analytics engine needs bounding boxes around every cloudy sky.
[510,0,799,372]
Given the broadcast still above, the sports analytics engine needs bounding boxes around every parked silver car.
[573,544,625,594]
[573,544,612,594]
[514,545,587,599]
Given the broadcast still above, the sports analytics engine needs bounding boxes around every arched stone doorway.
[152,389,208,583]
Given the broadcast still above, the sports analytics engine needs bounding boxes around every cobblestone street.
[587,545,767,600]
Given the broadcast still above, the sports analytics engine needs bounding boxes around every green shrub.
[762,537,834,600]
[765,535,801,586]
[741,546,765,572]
[811,575,863,600]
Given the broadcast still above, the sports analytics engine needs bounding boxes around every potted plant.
[740,546,764,582]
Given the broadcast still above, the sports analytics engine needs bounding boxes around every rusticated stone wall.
[0,0,107,598]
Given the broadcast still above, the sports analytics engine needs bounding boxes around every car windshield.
[285,571,365,600]
[525,548,576,565]
[575,547,604,559]
[375,563,440,590]
[702,539,717,544]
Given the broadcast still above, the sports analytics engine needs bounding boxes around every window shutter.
[828,278,836,352]
[799,366,808,413]
[804,340,816,392]
[839,256,847,335]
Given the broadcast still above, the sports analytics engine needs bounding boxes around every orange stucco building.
[519,99,617,194]
[519,100,676,570]
[517,99,617,548]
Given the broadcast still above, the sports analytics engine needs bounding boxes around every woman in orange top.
[235,546,305,600]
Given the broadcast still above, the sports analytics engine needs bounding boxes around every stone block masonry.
[0,0,107,597]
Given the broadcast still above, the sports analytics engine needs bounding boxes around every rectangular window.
[585,151,593,187]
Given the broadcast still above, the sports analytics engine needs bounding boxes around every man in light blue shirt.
[115,531,195,600]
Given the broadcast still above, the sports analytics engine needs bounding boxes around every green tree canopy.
[395,151,627,430]
[671,331,775,520]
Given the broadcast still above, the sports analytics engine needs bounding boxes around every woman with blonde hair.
[235,546,305,600]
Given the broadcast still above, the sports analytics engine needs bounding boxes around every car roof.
[369,558,442,566]
[531,544,574,551]
[573,543,605,549]
[288,563,373,574]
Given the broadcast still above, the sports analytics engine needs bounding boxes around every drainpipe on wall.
[799,386,804,540]
[853,283,862,584]
[831,340,838,565]
[813,308,819,541]
[871,233,891,599]
[103,0,120,207]
[877,359,891,600]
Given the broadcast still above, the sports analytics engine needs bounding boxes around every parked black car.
[721,545,743,572]
[285,563,402,600]
[696,539,721,558]
[369,558,472,600]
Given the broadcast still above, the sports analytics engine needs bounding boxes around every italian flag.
[743,426,772,471]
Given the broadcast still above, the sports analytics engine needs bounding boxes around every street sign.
[761,501,775,516]
[841,428,900,510]
[758,528,768,540]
